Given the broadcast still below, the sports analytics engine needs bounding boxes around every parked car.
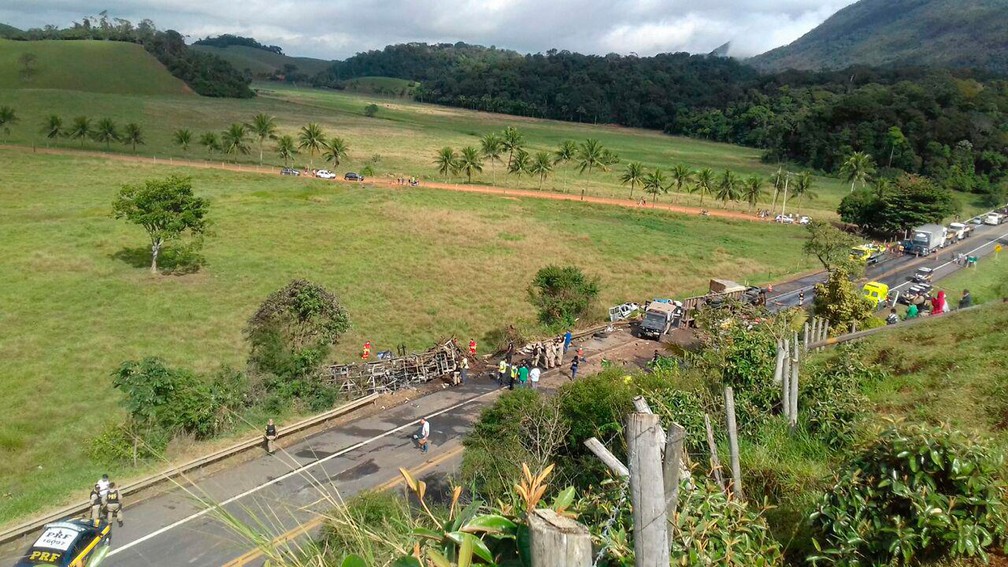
[344,172,364,181]
[970,216,984,225]
[775,214,794,224]
[280,167,300,176]
[315,169,336,179]
[912,267,934,283]
[798,215,811,225]
[985,212,1003,226]
[15,520,111,567]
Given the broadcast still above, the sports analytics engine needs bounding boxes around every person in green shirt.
[519,362,530,387]
[905,303,919,319]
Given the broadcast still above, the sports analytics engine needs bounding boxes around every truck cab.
[639,301,681,340]
[862,281,890,309]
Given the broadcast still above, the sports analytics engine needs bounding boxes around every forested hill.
[313,42,521,85]
[750,0,1008,74]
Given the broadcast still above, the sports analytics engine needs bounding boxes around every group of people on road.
[87,474,123,527]
[496,330,584,388]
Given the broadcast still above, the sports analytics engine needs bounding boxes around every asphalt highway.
[5,223,1005,567]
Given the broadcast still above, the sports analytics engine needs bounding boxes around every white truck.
[907,224,947,256]
[947,222,969,241]
[985,212,1003,226]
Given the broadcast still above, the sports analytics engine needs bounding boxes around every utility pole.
[780,171,792,218]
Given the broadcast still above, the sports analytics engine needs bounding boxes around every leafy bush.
[801,346,885,449]
[812,267,874,333]
[810,423,1008,565]
[319,490,415,565]
[88,421,167,465]
[527,265,600,327]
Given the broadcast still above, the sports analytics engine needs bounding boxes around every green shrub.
[801,346,884,449]
[319,491,414,565]
[88,421,167,465]
[527,265,600,327]
[810,423,1008,565]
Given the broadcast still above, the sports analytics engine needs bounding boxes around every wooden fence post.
[626,413,671,567]
[633,396,666,448]
[663,423,686,539]
[789,347,800,428]
[704,413,725,491]
[528,508,593,567]
[773,341,786,385]
[584,437,629,478]
[803,321,810,349]
[724,387,744,501]
[781,339,791,412]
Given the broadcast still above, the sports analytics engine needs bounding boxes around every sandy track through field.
[2,145,768,223]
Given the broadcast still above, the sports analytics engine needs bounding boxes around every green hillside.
[0,39,192,95]
[750,0,1008,74]
[192,44,332,77]
[0,23,23,38]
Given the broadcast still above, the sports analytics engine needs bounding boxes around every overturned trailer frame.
[323,339,467,396]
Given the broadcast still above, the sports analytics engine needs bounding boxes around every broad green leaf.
[340,555,368,567]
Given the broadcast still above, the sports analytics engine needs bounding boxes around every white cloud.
[0,0,859,60]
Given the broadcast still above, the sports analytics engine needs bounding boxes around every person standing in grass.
[519,362,529,388]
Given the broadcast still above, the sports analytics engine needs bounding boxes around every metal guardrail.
[0,393,380,547]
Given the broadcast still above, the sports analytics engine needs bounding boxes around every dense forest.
[1,15,253,98]
[312,43,1008,202]
[193,34,284,55]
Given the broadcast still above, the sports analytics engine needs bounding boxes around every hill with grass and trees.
[1,15,253,98]
[0,38,191,95]
[750,0,1008,75]
[192,34,332,81]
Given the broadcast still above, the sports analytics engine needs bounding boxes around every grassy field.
[191,44,333,76]
[0,39,190,95]
[936,253,1008,306]
[0,150,817,524]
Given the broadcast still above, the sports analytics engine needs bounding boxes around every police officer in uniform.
[104,482,123,527]
[88,483,103,522]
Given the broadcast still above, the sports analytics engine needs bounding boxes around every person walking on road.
[497,359,507,385]
[104,482,123,527]
[570,356,580,380]
[798,290,805,307]
[959,289,973,309]
[457,356,469,385]
[413,418,430,453]
[529,366,541,388]
[265,419,278,455]
[509,363,518,390]
[88,484,103,522]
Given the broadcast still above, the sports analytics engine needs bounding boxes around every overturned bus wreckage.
[323,339,468,395]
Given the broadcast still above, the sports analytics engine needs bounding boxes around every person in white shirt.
[529,366,541,388]
[413,418,430,453]
[96,474,110,499]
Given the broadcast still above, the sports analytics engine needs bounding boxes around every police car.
[14,520,111,567]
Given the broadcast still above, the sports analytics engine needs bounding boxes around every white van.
[985,213,1003,226]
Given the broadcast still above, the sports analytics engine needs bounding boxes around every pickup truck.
[985,213,1004,226]
[947,222,971,241]
[639,301,681,339]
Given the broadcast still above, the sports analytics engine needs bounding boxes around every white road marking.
[108,388,499,556]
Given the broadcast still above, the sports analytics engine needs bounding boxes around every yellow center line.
[222,444,465,567]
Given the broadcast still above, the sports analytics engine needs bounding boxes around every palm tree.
[554,140,578,193]
[769,167,785,215]
[643,168,667,206]
[298,123,326,169]
[509,148,530,181]
[793,172,817,214]
[434,146,459,182]
[247,113,278,164]
[220,123,250,161]
[458,146,484,183]
[601,149,620,168]
[620,161,645,199]
[199,132,220,157]
[173,128,193,152]
[500,127,524,171]
[122,123,144,153]
[276,135,297,167]
[479,133,503,185]
[68,116,92,148]
[93,118,119,149]
[715,170,740,209]
[840,151,876,193]
[576,138,606,174]
[529,151,553,190]
[694,168,715,207]
[41,115,62,147]
[669,164,693,204]
[323,137,349,169]
[0,105,16,142]
[742,175,765,212]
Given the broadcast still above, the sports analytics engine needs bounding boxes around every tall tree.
[554,140,578,193]
[793,172,817,214]
[199,132,220,157]
[458,145,484,183]
[122,123,144,153]
[0,106,16,142]
[247,113,278,165]
[742,175,765,212]
[297,123,326,169]
[68,116,92,148]
[694,168,715,207]
[173,128,193,152]
[529,151,553,190]
[643,168,668,205]
[276,134,297,167]
[323,137,349,169]
[715,169,740,208]
[576,138,606,175]
[434,146,459,182]
[620,161,645,199]
[528,265,600,327]
[41,114,63,147]
[220,123,249,161]
[669,164,693,204]
[479,133,503,185]
[112,175,210,274]
[94,117,120,149]
[501,127,524,171]
[840,151,876,193]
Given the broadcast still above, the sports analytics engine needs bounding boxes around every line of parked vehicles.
[280,167,364,182]
[902,212,1004,256]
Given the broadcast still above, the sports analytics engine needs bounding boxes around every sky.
[0,0,859,60]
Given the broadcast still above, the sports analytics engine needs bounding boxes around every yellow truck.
[851,244,885,265]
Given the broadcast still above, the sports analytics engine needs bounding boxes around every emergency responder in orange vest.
[362,341,371,360]
[104,482,123,527]
[468,338,477,356]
